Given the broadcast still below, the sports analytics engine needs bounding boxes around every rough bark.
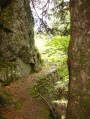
[0,0,42,85]
[66,0,90,119]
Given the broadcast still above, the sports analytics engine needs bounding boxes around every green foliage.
[0,89,22,110]
[32,0,70,35]
[0,90,14,105]
[28,84,38,97]
[40,108,50,118]
[45,35,70,81]
[46,36,70,53]
[14,103,22,109]
[29,78,58,101]
[48,0,70,35]
[35,34,69,84]
[0,115,8,119]
[29,74,67,118]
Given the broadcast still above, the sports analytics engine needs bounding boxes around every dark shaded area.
[0,22,13,32]
[0,94,7,106]
[0,0,12,9]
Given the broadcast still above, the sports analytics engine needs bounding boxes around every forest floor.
[0,68,52,119]
[0,36,68,119]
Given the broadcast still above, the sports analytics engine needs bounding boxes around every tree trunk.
[66,0,90,119]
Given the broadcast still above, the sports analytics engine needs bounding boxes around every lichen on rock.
[0,0,42,85]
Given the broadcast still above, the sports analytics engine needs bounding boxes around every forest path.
[0,68,51,119]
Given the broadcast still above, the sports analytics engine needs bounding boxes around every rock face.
[0,0,42,85]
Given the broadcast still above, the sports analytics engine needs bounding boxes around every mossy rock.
[0,59,17,86]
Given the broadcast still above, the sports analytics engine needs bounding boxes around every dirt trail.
[0,69,51,119]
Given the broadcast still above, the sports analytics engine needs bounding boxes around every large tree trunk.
[66,0,90,119]
[0,0,41,85]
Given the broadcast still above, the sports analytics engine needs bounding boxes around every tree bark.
[66,0,90,119]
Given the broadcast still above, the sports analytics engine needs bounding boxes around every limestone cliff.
[0,0,42,85]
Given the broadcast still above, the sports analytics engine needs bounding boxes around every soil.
[0,69,52,119]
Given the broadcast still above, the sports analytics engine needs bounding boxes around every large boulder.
[0,0,42,85]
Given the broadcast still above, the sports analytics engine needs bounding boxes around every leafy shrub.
[46,35,70,54]
[45,35,70,81]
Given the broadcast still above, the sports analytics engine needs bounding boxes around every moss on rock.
[0,0,42,86]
